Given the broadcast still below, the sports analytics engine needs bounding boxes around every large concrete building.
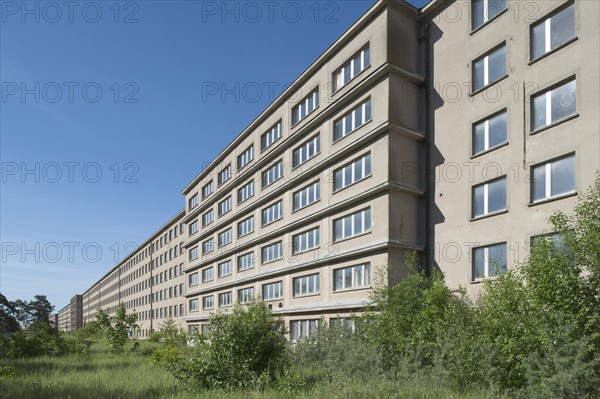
[56,0,599,340]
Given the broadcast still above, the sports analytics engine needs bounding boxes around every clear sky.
[0,0,427,310]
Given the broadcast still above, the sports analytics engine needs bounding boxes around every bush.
[96,304,138,354]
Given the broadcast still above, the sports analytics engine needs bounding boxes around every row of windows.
[188,262,372,312]
[472,154,576,219]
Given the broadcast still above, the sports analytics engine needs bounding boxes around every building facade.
[55,0,599,340]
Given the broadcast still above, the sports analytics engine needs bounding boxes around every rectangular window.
[218,260,232,277]
[334,45,370,91]
[261,241,282,264]
[202,209,214,227]
[188,194,198,210]
[189,220,199,236]
[293,134,320,168]
[189,298,199,312]
[237,146,254,170]
[202,181,214,199]
[334,208,371,242]
[189,246,199,261]
[262,201,283,226]
[472,177,507,218]
[218,196,232,216]
[473,111,507,155]
[473,242,507,280]
[473,45,506,92]
[532,154,576,203]
[531,3,575,61]
[293,181,320,211]
[202,267,214,283]
[472,0,506,30]
[292,227,320,254]
[334,263,371,291]
[202,238,214,254]
[237,216,254,238]
[218,164,232,186]
[202,295,214,310]
[531,78,576,131]
[290,319,320,341]
[334,154,371,192]
[262,160,283,188]
[293,273,320,296]
[189,272,199,287]
[238,287,254,304]
[261,121,282,151]
[218,228,232,247]
[237,252,254,272]
[333,99,372,141]
[292,88,319,125]
[237,180,254,204]
[262,281,283,301]
[218,292,232,307]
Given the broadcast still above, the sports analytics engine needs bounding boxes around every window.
[262,201,283,226]
[333,208,371,241]
[472,45,506,92]
[202,267,214,283]
[188,194,198,210]
[237,252,254,272]
[334,263,371,291]
[202,238,214,254]
[202,181,214,199]
[334,154,371,192]
[531,3,575,61]
[189,272,199,287]
[293,181,320,211]
[218,228,232,247]
[262,281,283,301]
[292,88,319,125]
[218,164,231,186]
[472,177,507,218]
[292,227,320,254]
[237,216,254,238]
[237,146,254,170]
[290,319,319,341]
[531,233,569,255]
[472,0,506,30]
[531,79,576,131]
[333,99,372,141]
[261,121,282,151]
[293,273,320,296]
[532,154,576,203]
[218,260,232,277]
[189,246,199,261]
[238,287,254,304]
[189,220,199,236]
[202,295,214,310]
[237,180,254,204]
[218,292,232,307]
[473,242,507,280]
[189,298,199,312]
[261,241,282,264]
[218,196,232,216]
[262,160,283,188]
[334,45,370,91]
[473,111,507,155]
[293,134,320,168]
[202,209,214,227]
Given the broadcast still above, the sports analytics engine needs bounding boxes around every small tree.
[96,304,138,354]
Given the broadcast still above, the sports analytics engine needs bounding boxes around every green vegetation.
[1,173,599,398]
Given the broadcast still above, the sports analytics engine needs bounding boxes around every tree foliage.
[96,304,138,354]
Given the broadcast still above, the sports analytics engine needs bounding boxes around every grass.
[0,340,507,399]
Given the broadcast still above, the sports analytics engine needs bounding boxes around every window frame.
[529,1,576,63]
[530,76,578,133]
[471,43,507,93]
[530,153,577,204]
[333,44,371,93]
[471,176,508,219]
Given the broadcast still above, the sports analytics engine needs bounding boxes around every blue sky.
[0,0,426,310]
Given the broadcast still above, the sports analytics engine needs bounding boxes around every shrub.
[96,304,138,354]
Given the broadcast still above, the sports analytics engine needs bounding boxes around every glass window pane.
[365,155,371,176]
[488,178,507,213]
[473,121,486,154]
[473,58,485,91]
[365,100,372,121]
[472,0,484,29]
[551,80,576,123]
[532,164,547,201]
[551,5,575,50]
[474,185,485,216]
[364,47,370,67]
[531,22,546,60]
[488,112,507,148]
[473,248,485,280]
[344,217,352,238]
[488,0,506,20]
[488,46,506,83]
[364,209,371,231]
[488,243,507,276]
[344,268,352,289]
[532,92,547,130]
[551,156,575,197]
[354,213,363,234]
